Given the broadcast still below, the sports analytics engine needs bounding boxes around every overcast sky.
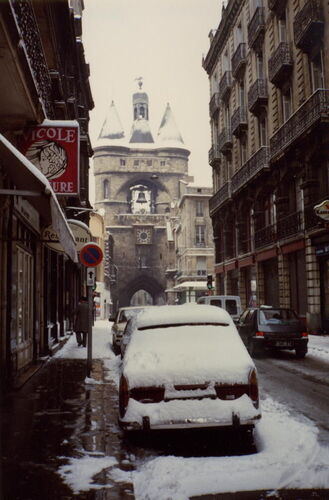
[82,0,221,195]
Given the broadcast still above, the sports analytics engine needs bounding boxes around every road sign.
[79,242,103,267]
[86,267,96,286]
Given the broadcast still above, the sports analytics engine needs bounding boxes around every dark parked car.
[237,306,308,358]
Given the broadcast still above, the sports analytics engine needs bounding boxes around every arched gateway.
[93,80,190,312]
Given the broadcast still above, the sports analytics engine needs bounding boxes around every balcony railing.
[248,7,265,50]
[268,43,293,86]
[293,0,324,53]
[208,144,221,166]
[10,0,54,117]
[255,223,276,249]
[304,202,323,231]
[209,182,231,215]
[218,71,232,101]
[268,0,287,18]
[231,106,248,137]
[209,93,220,116]
[277,211,303,239]
[231,146,270,194]
[218,127,233,154]
[231,43,247,79]
[270,89,329,161]
[248,78,268,114]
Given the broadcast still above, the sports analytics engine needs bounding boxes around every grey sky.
[82,0,221,193]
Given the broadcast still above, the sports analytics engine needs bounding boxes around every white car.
[110,306,146,355]
[119,304,261,435]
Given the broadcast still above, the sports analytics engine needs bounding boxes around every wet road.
[2,351,329,499]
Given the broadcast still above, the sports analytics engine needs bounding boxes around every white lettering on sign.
[50,181,74,193]
[30,128,76,143]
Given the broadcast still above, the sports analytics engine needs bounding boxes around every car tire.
[295,348,307,358]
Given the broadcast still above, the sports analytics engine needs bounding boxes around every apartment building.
[203,0,329,332]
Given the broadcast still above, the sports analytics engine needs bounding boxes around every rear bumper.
[119,412,261,432]
[252,337,308,350]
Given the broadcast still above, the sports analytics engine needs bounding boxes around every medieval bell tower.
[93,80,191,310]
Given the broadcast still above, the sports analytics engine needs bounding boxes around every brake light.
[119,375,129,418]
[130,386,165,403]
[255,331,264,337]
[249,368,259,407]
[302,332,308,337]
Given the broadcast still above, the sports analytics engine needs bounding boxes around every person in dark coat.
[73,296,89,347]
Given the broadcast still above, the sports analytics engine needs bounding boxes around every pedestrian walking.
[73,296,89,347]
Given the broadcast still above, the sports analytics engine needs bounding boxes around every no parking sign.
[79,242,103,267]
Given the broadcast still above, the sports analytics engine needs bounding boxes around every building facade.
[93,82,192,310]
[0,0,93,387]
[171,182,215,303]
[203,0,329,332]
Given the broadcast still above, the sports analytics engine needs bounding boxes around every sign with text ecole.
[20,121,80,195]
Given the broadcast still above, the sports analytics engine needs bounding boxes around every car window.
[198,297,205,304]
[210,299,222,307]
[259,308,299,325]
[225,299,238,315]
[239,310,250,324]
[119,311,127,322]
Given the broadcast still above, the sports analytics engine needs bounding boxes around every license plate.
[276,341,292,347]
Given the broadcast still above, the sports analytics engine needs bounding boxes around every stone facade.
[203,0,329,332]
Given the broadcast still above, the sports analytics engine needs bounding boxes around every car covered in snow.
[110,306,147,355]
[237,306,308,358]
[118,304,261,434]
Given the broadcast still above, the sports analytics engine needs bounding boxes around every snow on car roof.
[124,322,254,388]
[135,304,233,329]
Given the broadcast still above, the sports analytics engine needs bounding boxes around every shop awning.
[0,134,77,262]
[173,281,208,291]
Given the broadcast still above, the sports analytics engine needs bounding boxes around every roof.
[97,101,127,147]
[173,281,208,290]
[129,117,154,144]
[157,103,185,148]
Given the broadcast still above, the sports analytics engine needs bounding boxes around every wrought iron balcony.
[10,0,54,118]
[277,211,303,239]
[218,127,233,154]
[232,43,247,79]
[270,89,329,161]
[268,0,287,18]
[255,223,276,249]
[209,182,231,215]
[218,71,232,102]
[209,93,220,116]
[208,144,221,166]
[293,0,324,53]
[248,7,265,50]
[231,106,248,137]
[231,146,270,194]
[248,79,268,114]
[268,43,293,86]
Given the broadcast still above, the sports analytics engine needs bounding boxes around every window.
[196,256,207,275]
[103,179,109,199]
[310,52,324,91]
[282,88,292,122]
[234,22,244,47]
[278,16,287,42]
[120,159,126,166]
[146,160,152,166]
[160,160,166,166]
[257,52,264,79]
[196,200,204,216]
[258,115,267,146]
[195,225,205,246]
[240,135,247,165]
[239,81,246,108]
[134,160,139,166]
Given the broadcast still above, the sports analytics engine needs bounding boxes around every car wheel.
[295,348,307,358]
[119,375,129,418]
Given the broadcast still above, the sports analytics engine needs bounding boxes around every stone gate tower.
[93,81,190,310]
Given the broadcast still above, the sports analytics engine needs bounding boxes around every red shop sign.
[20,120,80,195]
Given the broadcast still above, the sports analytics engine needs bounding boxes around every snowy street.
[2,319,329,499]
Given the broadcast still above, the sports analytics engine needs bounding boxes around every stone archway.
[120,274,166,307]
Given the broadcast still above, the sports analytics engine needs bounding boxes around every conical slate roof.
[129,117,154,144]
[98,101,125,142]
[157,103,184,145]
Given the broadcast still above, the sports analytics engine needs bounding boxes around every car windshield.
[259,308,299,325]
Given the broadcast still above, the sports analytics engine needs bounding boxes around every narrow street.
[2,321,329,499]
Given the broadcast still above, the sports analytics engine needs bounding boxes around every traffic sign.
[79,242,103,267]
[86,267,96,286]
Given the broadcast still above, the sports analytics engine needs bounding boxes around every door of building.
[263,258,279,307]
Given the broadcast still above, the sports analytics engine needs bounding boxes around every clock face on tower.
[136,227,152,244]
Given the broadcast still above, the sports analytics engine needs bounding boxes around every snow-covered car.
[110,306,146,355]
[118,304,261,434]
